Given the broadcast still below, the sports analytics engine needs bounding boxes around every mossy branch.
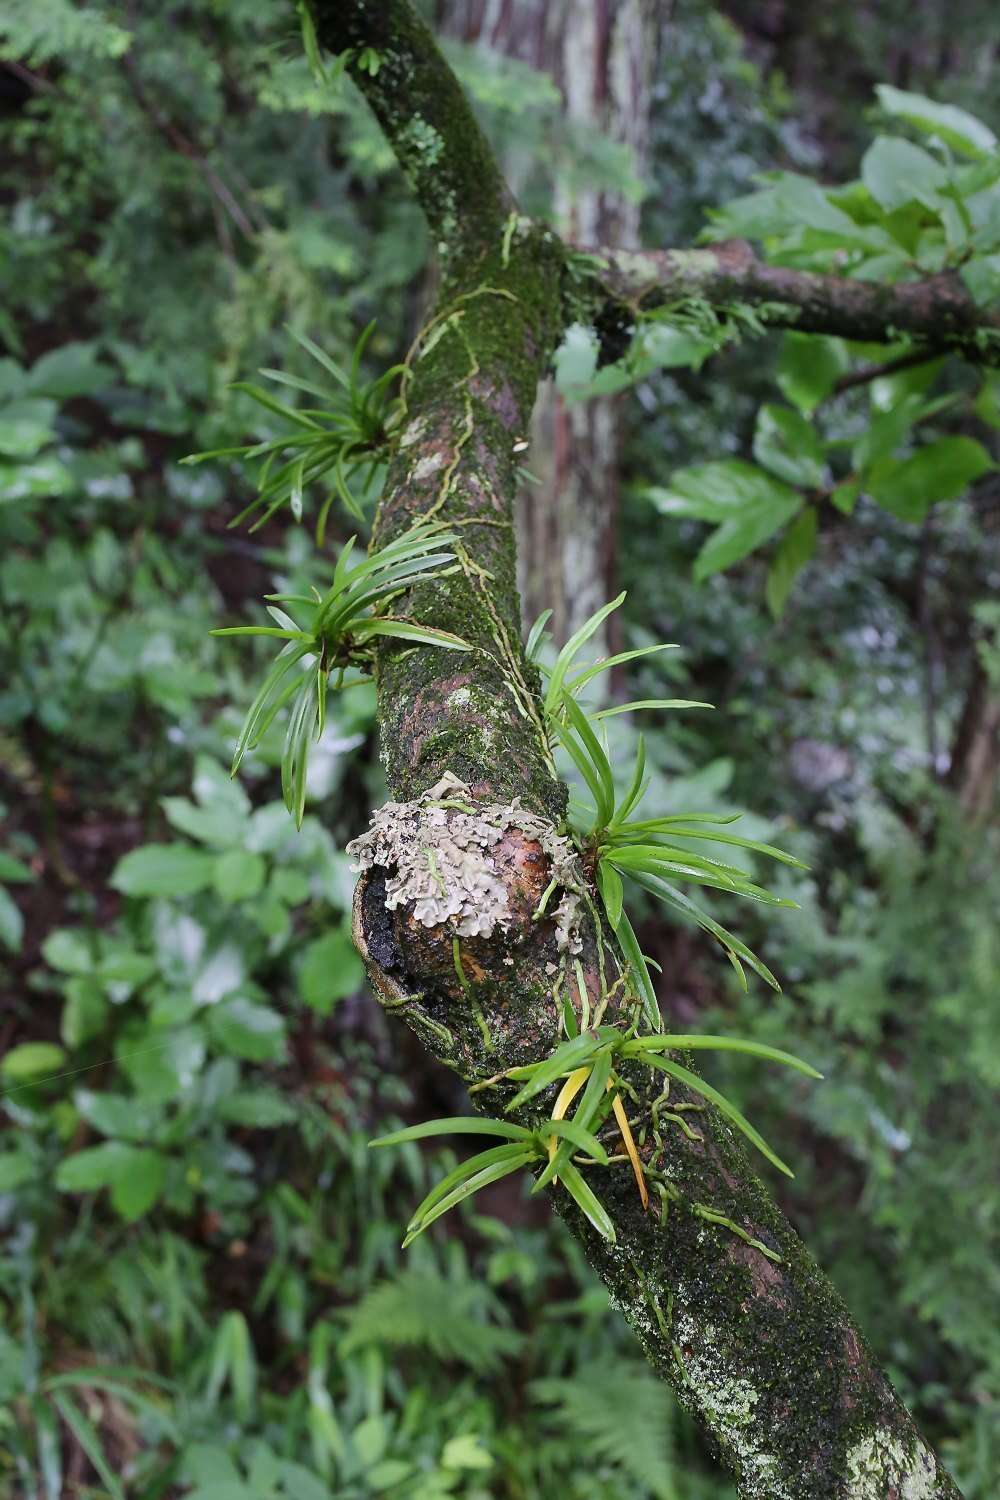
[306,0,513,267]
[581,239,1000,363]
[306,3,964,1495]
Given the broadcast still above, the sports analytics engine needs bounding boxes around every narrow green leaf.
[505,1033,606,1112]
[623,1034,822,1078]
[404,1144,533,1230]
[370,1117,533,1147]
[353,620,472,650]
[50,1394,125,1500]
[404,1150,535,1244]
[591,698,712,720]
[596,859,624,929]
[643,1055,794,1176]
[613,906,660,1029]
[558,1161,616,1241]
[544,592,626,715]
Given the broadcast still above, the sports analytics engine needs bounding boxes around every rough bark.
[309,3,966,1494]
[947,657,1000,820]
[583,240,1000,361]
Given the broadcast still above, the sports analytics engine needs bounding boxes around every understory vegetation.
[1,2,999,1496]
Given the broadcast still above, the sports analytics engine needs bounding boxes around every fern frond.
[531,1358,679,1500]
[341,1268,524,1373]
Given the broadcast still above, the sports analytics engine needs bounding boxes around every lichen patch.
[845,1431,939,1500]
[347,772,583,942]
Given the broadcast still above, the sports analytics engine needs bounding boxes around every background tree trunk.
[441,0,661,647]
[947,658,1000,820]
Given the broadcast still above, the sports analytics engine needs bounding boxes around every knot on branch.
[347,772,584,947]
[348,774,593,1067]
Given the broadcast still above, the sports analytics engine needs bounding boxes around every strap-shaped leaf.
[566,643,677,697]
[644,1054,793,1177]
[524,608,553,661]
[352,619,471,650]
[543,592,626,716]
[560,693,615,827]
[534,1051,613,1193]
[613,819,806,868]
[404,1143,533,1230]
[623,1034,822,1078]
[403,1148,535,1245]
[611,732,648,827]
[596,859,624,929]
[620,866,781,991]
[542,1116,609,1163]
[591,698,712,720]
[505,1032,608,1111]
[370,1117,533,1147]
[558,1160,616,1242]
[611,906,661,1030]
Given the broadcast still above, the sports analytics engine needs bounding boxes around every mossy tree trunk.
[310,3,968,1494]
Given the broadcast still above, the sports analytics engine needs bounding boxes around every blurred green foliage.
[1,1,999,1498]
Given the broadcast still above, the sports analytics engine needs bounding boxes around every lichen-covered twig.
[578,239,1000,364]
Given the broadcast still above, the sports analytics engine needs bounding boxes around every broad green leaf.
[298,928,364,1014]
[59,979,108,1055]
[830,479,860,515]
[961,254,1000,307]
[0,398,57,458]
[974,373,1000,429]
[0,1147,34,1191]
[42,928,93,973]
[766,508,818,619]
[0,852,34,882]
[74,1090,161,1142]
[208,998,286,1063]
[213,850,266,904]
[868,437,993,522]
[25,342,113,399]
[647,460,785,523]
[0,888,23,953]
[56,1142,168,1220]
[876,84,997,160]
[218,1089,297,1128]
[753,405,825,489]
[441,1435,493,1472]
[706,170,893,250]
[776,332,848,414]
[111,843,215,898]
[554,324,600,392]
[861,136,947,210]
[1,1042,66,1080]
[693,480,802,582]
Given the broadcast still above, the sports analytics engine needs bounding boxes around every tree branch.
[309,4,964,1495]
[309,0,514,267]
[587,239,1000,362]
